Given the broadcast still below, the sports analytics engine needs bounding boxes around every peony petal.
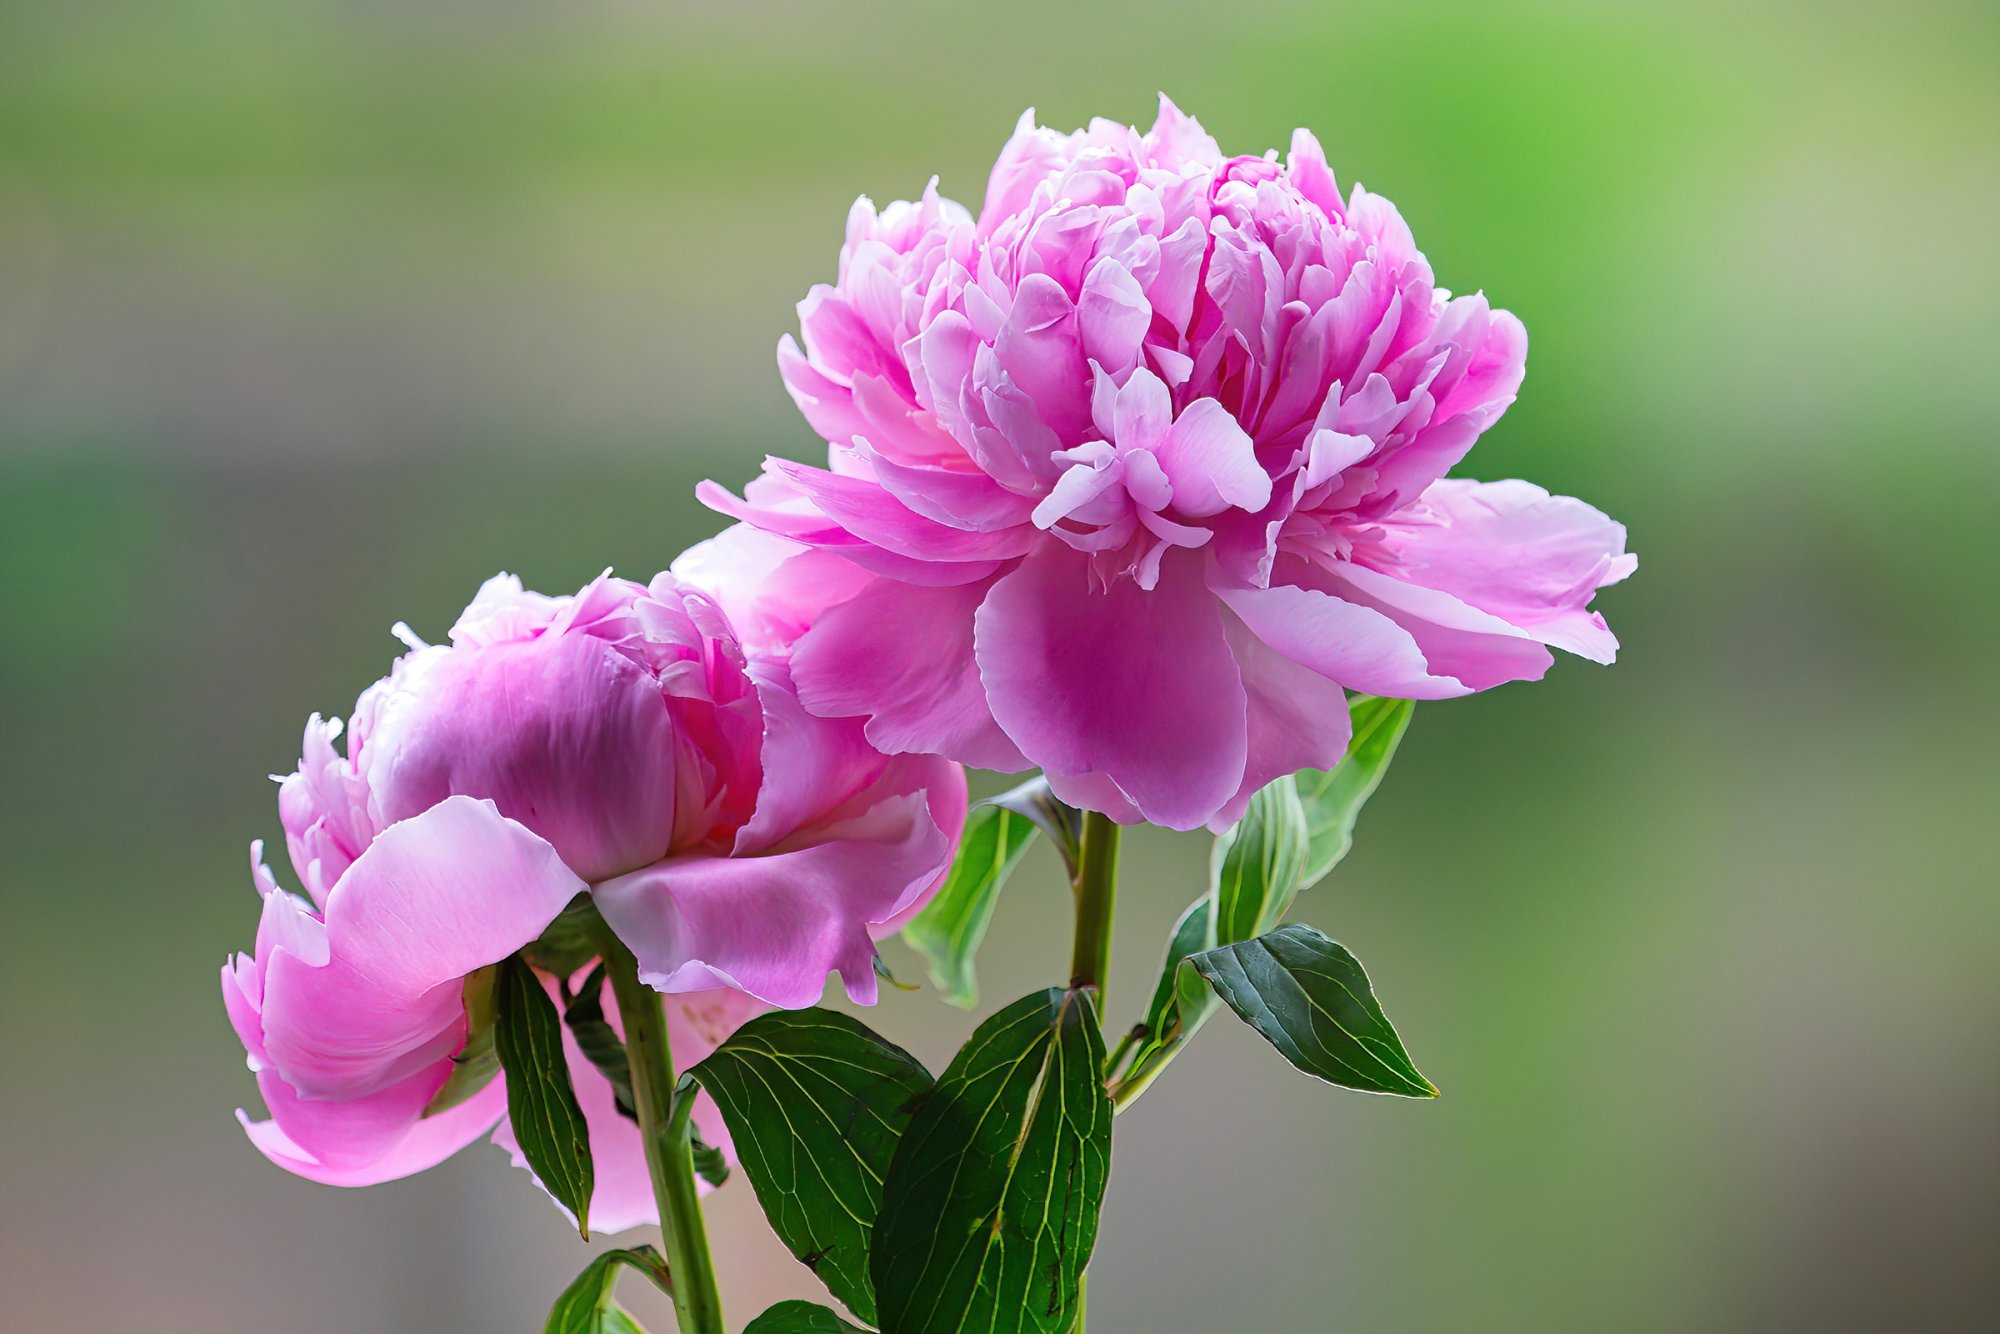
[1157,399,1273,518]
[1211,612,1357,830]
[1363,478,1635,663]
[1215,572,1475,701]
[240,1065,505,1188]
[259,797,588,1101]
[595,795,954,1009]
[790,576,1027,773]
[975,547,1248,831]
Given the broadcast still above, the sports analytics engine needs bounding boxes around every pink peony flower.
[702,98,1635,832]
[223,571,966,1223]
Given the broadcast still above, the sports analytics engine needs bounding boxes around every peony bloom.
[703,98,1635,831]
[223,571,965,1225]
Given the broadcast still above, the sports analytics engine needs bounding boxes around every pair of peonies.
[225,97,1633,1231]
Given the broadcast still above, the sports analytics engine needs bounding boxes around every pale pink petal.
[1364,478,1635,663]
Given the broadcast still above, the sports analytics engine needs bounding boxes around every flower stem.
[1067,809,1122,1334]
[1068,810,1122,1000]
[602,936,726,1334]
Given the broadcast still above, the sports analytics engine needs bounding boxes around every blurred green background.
[3,1,1996,1329]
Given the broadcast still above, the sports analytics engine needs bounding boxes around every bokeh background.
[4,1,1996,1329]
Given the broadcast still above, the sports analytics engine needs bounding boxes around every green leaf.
[1211,774,1311,945]
[545,1245,670,1334]
[685,1009,932,1325]
[1295,694,1413,890]
[422,963,501,1116]
[1112,777,1308,1101]
[495,953,596,1237]
[1189,924,1436,1098]
[872,988,1112,1334]
[743,1301,872,1334]
[901,800,1039,1008]
[563,963,637,1121]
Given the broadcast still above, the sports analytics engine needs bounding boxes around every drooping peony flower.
[223,571,966,1224]
[702,98,1635,831]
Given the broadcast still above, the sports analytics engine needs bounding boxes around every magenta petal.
[594,793,953,1009]
[975,547,1247,831]
[1216,577,1475,701]
[790,576,1027,772]
[259,797,588,1101]
[1213,612,1357,830]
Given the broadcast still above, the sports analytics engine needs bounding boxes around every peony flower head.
[703,98,1635,831]
[224,569,966,1220]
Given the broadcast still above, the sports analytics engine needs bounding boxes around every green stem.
[1068,810,1122,999]
[602,936,726,1334]
[1067,810,1122,1334]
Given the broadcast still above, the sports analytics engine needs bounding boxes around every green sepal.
[562,962,637,1121]
[545,1245,670,1334]
[422,962,501,1117]
[1295,694,1413,890]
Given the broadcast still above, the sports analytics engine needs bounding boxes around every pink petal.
[1157,399,1273,518]
[1365,478,1635,663]
[240,1067,506,1188]
[789,576,1027,773]
[974,547,1248,831]
[259,797,588,1101]
[594,793,954,1009]
[1214,573,1474,701]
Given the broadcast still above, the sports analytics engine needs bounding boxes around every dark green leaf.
[872,988,1112,1334]
[1295,694,1413,890]
[423,963,501,1116]
[525,892,606,977]
[685,1009,931,1325]
[1211,774,1311,945]
[902,801,1039,1008]
[743,1301,872,1334]
[1190,924,1436,1098]
[985,775,1082,878]
[496,953,596,1237]
[545,1245,670,1334]
[689,1128,730,1189]
[563,963,636,1121]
